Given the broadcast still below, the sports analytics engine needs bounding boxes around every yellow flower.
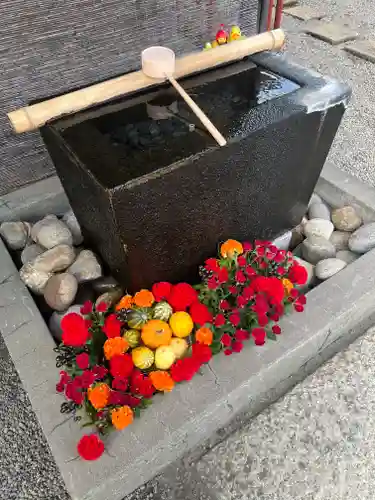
[220,239,243,258]
[282,278,294,296]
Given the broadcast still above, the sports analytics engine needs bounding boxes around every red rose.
[77,434,104,461]
[229,313,241,327]
[168,283,198,311]
[272,325,282,335]
[259,261,268,269]
[269,313,280,322]
[65,382,84,405]
[219,300,231,311]
[110,354,134,378]
[217,268,229,284]
[237,255,247,267]
[235,329,249,341]
[245,265,257,277]
[273,251,285,263]
[130,370,154,398]
[228,286,238,295]
[224,349,233,356]
[214,314,226,327]
[80,301,93,315]
[92,365,108,380]
[256,246,265,257]
[103,314,122,338]
[236,295,247,308]
[252,295,269,314]
[251,276,284,303]
[207,277,219,290]
[290,288,299,299]
[108,390,133,405]
[277,266,286,276]
[235,270,247,284]
[294,304,304,313]
[288,264,308,285]
[76,352,90,370]
[221,333,232,347]
[112,377,128,391]
[257,314,269,327]
[296,294,307,305]
[81,370,95,388]
[252,327,266,346]
[96,302,108,313]
[152,282,172,302]
[205,258,220,273]
[192,343,212,364]
[243,242,253,252]
[170,357,200,382]
[189,302,213,326]
[61,313,90,347]
[232,341,243,353]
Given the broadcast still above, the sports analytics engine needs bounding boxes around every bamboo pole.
[7,29,285,134]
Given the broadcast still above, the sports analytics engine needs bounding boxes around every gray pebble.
[331,206,362,232]
[308,193,322,207]
[0,221,29,250]
[304,218,334,240]
[68,249,102,282]
[19,263,52,295]
[95,287,124,309]
[92,275,120,293]
[302,236,336,265]
[43,273,78,311]
[349,222,375,254]
[329,231,351,251]
[315,258,347,280]
[48,304,83,342]
[31,215,73,249]
[31,244,75,273]
[308,202,331,221]
[20,244,44,264]
[336,250,359,264]
[62,210,83,245]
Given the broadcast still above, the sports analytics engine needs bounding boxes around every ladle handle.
[167,75,227,147]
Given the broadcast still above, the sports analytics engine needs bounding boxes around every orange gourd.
[141,320,172,349]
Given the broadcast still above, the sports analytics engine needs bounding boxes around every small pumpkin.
[154,346,176,370]
[141,320,172,349]
[123,329,141,348]
[153,301,173,322]
[170,337,188,359]
[127,307,152,330]
[169,311,194,338]
[132,346,155,369]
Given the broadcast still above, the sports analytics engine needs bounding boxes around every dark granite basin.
[42,52,350,291]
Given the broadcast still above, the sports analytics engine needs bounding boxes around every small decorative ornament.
[169,311,194,338]
[215,24,228,45]
[229,25,242,42]
[123,329,141,348]
[203,41,212,50]
[132,346,155,369]
[153,301,173,322]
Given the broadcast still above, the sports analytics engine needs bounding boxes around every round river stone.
[68,249,102,283]
[304,219,334,240]
[31,215,73,249]
[315,258,347,280]
[336,250,359,265]
[308,202,331,221]
[329,231,351,252]
[31,244,75,273]
[331,206,362,232]
[349,222,375,254]
[62,210,83,245]
[21,244,44,264]
[302,236,336,265]
[43,273,78,311]
[0,221,29,250]
[19,263,52,295]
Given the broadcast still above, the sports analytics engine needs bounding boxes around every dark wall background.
[0,0,260,195]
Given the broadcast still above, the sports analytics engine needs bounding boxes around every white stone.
[272,231,292,250]
[31,215,73,249]
[0,221,29,250]
[315,258,347,280]
[68,249,102,283]
[21,244,45,264]
[331,206,362,232]
[336,250,359,265]
[302,236,336,265]
[31,244,75,273]
[304,218,334,240]
[62,210,83,245]
[48,304,83,342]
[43,273,78,311]
[329,231,351,251]
[349,222,375,254]
[19,263,52,295]
[308,202,331,221]
[308,193,322,208]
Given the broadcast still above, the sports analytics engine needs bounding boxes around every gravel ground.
[283,1,375,187]
[0,335,70,500]
[196,325,375,499]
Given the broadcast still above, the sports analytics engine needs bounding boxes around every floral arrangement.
[54,239,307,460]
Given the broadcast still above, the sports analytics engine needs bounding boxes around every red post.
[274,0,284,29]
[266,0,274,31]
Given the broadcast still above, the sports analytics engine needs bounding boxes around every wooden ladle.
[141,46,227,147]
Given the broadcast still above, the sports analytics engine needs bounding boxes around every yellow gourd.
[154,346,176,370]
[132,346,155,369]
[169,312,194,338]
[170,337,188,359]
[141,319,172,348]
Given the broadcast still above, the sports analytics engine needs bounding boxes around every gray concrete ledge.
[1,164,375,500]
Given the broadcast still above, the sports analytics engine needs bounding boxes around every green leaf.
[134,407,141,418]
[266,331,277,341]
[210,341,223,355]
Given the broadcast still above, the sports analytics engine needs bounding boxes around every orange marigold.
[195,326,213,346]
[88,383,110,410]
[104,337,129,360]
[220,239,243,258]
[116,294,133,311]
[281,278,294,296]
[133,289,155,308]
[149,371,175,392]
[111,405,134,430]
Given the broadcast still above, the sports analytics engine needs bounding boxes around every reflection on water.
[63,62,300,186]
